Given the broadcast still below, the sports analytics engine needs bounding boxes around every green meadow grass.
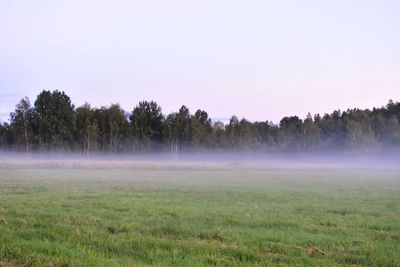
[0,162,399,266]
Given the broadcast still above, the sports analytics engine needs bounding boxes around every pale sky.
[1,0,400,123]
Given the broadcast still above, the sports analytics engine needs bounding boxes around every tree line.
[1,90,400,154]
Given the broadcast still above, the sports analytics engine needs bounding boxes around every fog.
[1,151,399,171]
[1,151,399,199]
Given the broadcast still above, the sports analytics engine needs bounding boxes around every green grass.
[0,162,399,266]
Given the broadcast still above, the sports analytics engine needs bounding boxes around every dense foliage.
[1,90,399,153]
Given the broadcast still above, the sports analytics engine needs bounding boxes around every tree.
[192,109,212,149]
[302,113,321,150]
[2,92,400,153]
[345,119,363,148]
[10,97,32,155]
[0,121,8,150]
[164,112,179,156]
[278,116,303,150]
[32,90,76,150]
[76,103,99,154]
[211,121,225,149]
[344,109,376,149]
[129,101,164,151]
[371,113,386,143]
[238,118,255,149]
[0,123,4,148]
[317,110,345,149]
[176,105,192,150]
[107,104,129,153]
[0,122,11,150]
[164,106,193,154]
[384,99,400,119]
[383,116,400,145]
[225,116,240,148]
[253,121,277,150]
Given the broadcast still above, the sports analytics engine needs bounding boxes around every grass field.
[0,160,399,266]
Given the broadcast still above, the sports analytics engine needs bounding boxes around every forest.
[1,90,400,154]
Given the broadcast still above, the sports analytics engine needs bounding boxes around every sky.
[1,0,400,123]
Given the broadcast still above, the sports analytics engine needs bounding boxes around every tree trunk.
[23,111,29,158]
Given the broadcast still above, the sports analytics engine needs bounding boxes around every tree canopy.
[1,90,400,154]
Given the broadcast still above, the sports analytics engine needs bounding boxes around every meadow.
[0,159,399,266]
